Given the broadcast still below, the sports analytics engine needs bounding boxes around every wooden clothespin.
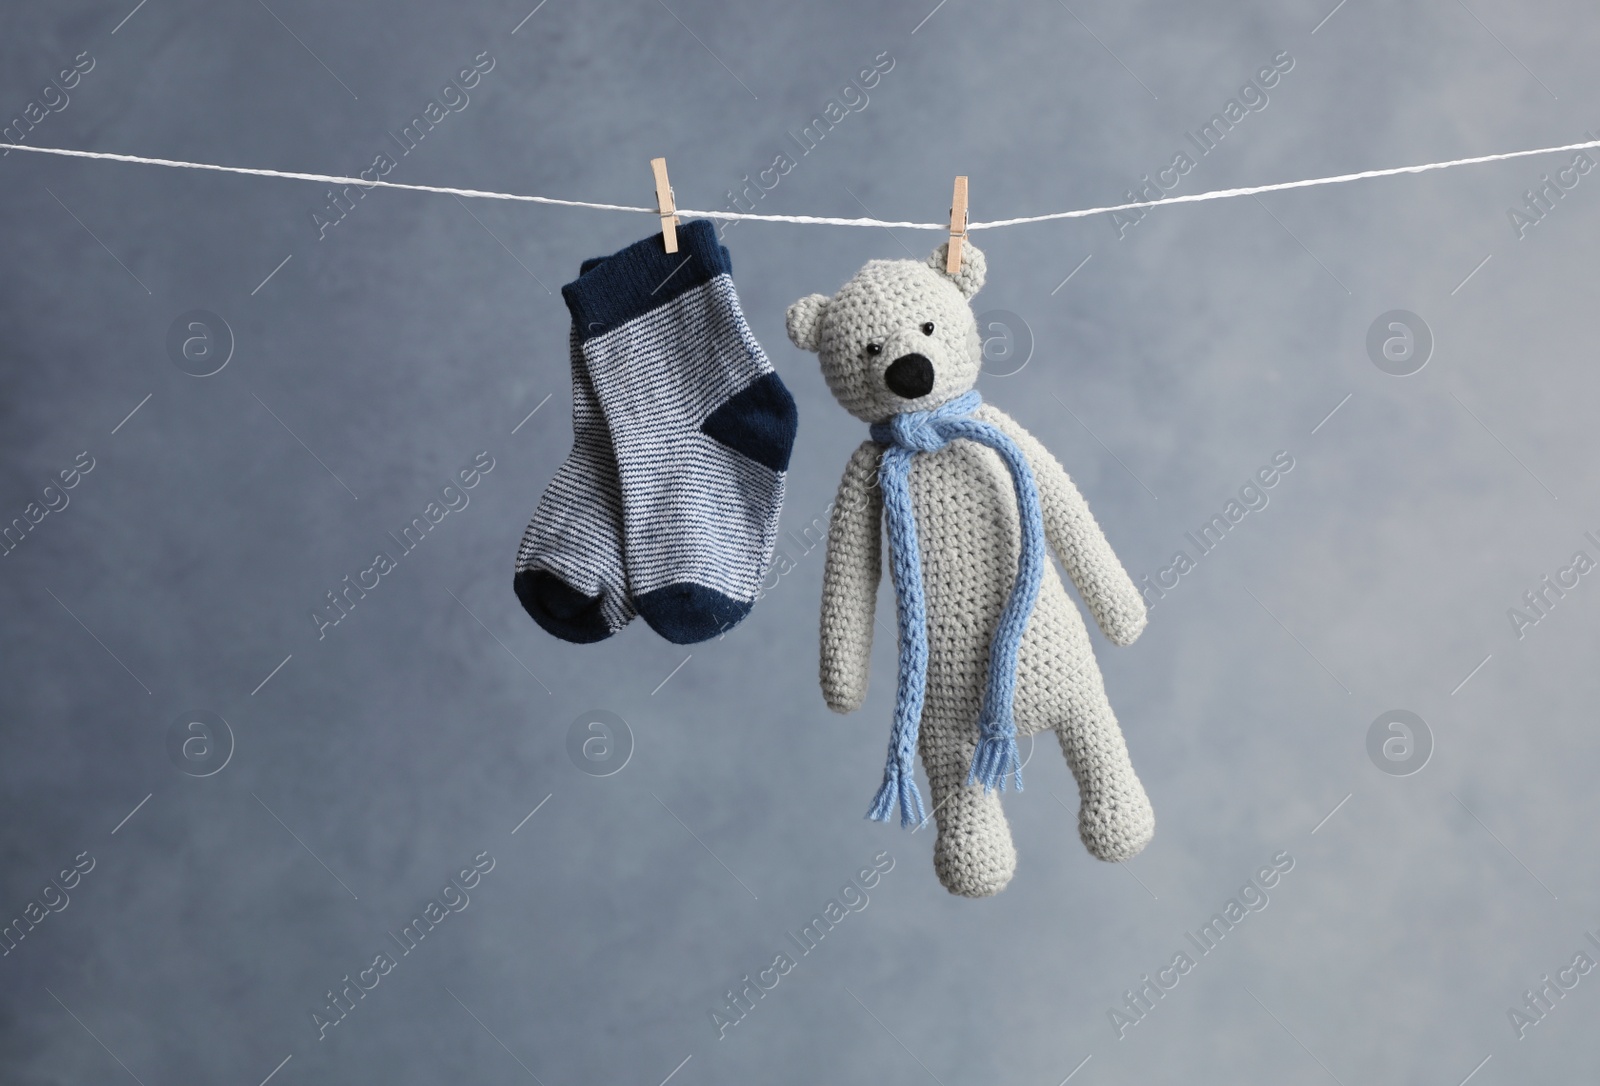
[945,175,969,273]
[651,157,679,253]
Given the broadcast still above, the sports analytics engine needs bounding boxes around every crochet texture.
[787,240,1154,898]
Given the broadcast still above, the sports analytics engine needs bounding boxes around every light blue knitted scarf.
[867,389,1047,827]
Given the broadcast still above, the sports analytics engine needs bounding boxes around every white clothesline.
[4,137,1598,230]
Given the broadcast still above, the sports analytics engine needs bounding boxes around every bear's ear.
[927,241,986,300]
[786,293,830,352]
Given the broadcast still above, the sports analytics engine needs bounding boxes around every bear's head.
[786,241,986,423]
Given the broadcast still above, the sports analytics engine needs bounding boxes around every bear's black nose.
[884,353,935,399]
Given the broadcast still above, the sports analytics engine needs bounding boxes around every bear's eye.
[865,343,883,356]
[921,322,935,336]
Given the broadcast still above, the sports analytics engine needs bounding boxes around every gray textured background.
[3,1,1598,1082]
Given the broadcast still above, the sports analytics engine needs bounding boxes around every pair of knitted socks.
[515,220,797,645]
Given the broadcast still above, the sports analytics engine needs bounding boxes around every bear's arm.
[820,439,884,713]
[976,404,1147,646]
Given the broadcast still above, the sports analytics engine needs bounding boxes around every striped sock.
[564,220,798,644]
[514,256,637,643]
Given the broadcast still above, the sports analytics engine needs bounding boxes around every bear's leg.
[919,720,1017,897]
[1054,669,1155,862]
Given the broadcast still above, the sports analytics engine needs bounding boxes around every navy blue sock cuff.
[563,219,731,342]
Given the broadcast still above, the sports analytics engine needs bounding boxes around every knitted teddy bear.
[786,240,1155,898]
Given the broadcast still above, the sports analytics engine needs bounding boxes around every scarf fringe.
[967,731,1024,794]
[868,767,927,828]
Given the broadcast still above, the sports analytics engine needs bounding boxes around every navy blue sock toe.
[514,569,618,644]
[632,583,754,645]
